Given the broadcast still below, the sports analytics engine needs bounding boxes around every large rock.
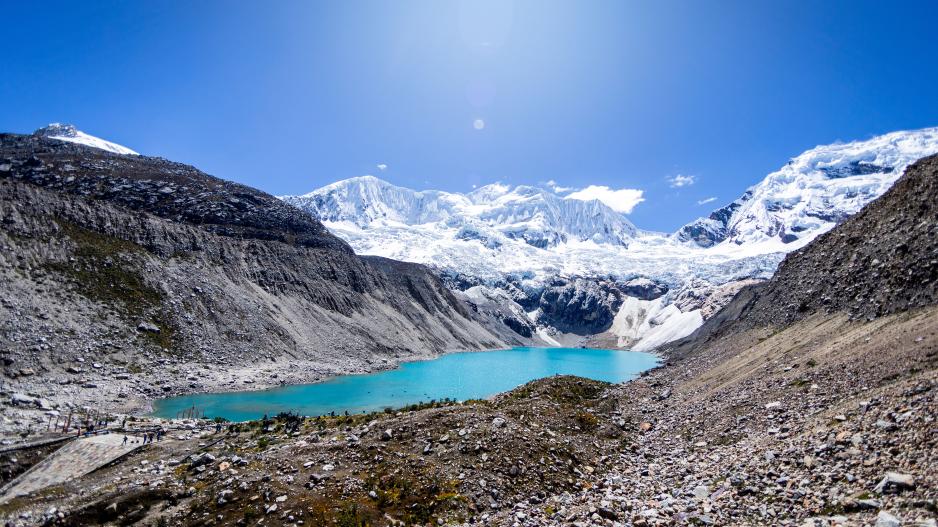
[10,393,37,406]
[537,277,623,335]
[874,472,915,494]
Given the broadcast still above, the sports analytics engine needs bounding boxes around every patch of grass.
[818,503,845,516]
[508,376,607,406]
[301,472,463,527]
[366,473,463,525]
[574,411,599,431]
[336,503,368,527]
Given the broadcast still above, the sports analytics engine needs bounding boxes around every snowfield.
[283,128,938,350]
[293,127,937,349]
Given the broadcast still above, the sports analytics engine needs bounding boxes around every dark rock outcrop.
[537,278,623,335]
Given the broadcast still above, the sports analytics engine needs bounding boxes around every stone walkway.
[0,433,145,503]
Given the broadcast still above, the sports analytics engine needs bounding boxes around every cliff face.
[0,134,527,409]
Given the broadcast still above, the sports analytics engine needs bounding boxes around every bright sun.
[473,118,485,130]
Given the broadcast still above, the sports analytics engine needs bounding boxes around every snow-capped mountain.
[33,123,138,155]
[282,127,938,350]
[282,177,638,249]
[676,127,938,250]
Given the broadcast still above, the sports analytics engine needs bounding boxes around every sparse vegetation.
[44,220,176,349]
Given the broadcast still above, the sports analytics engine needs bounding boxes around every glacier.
[283,127,938,350]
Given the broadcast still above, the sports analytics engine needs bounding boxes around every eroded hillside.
[0,134,531,417]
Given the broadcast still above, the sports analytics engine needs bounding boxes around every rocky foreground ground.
[0,305,935,526]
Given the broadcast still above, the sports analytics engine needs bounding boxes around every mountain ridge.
[675,127,938,249]
[282,175,640,248]
[281,127,938,350]
[0,131,535,416]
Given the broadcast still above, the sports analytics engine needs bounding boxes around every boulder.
[10,393,37,406]
[137,321,161,334]
[874,472,915,494]
[875,511,902,527]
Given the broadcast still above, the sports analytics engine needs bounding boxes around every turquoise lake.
[151,347,659,422]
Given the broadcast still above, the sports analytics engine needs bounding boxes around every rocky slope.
[0,131,533,419]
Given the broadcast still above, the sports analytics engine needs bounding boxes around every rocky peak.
[34,123,81,138]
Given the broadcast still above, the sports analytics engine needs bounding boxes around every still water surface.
[151,347,658,421]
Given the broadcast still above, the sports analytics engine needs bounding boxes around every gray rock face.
[10,393,37,406]
[674,194,748,248]
[536,278,623,335]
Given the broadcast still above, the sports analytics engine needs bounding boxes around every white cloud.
[565,185,645,214]
[377,163,388,171]
[668,174,696,188]
[697,196,718,205]
[540,179,577,194]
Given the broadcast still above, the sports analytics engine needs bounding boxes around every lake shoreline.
[0,343,515,437]
[136,344,514,417]
[0,340,650,436]
[148,346,657,422]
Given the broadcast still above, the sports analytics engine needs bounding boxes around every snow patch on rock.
[609,297,704,352]
[34,123,138,155]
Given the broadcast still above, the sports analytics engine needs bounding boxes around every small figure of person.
[123,435,128,445]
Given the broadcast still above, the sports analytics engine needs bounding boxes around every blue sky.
[2,1,937,231]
